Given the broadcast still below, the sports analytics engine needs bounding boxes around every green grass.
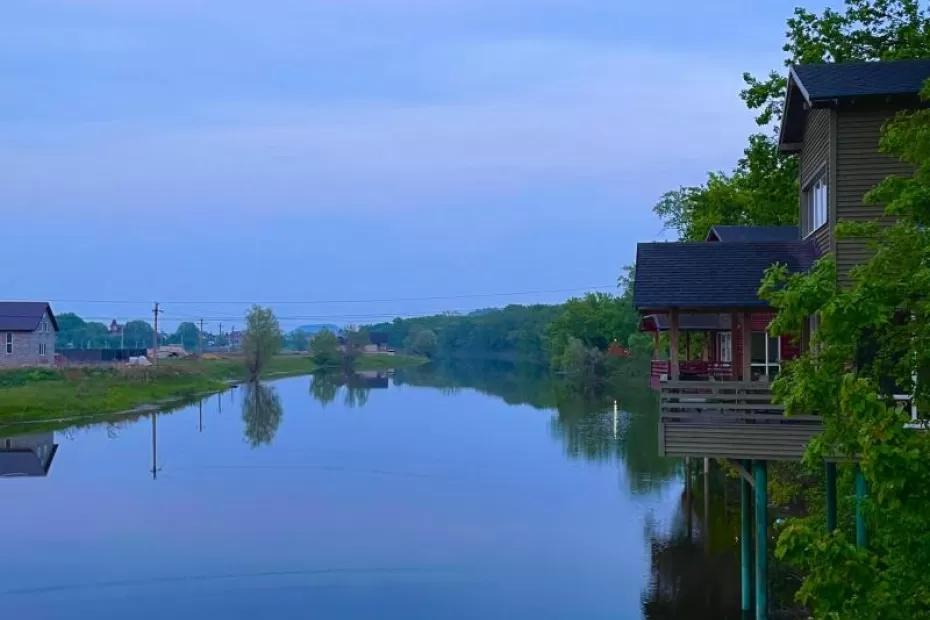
[0,352,426,429]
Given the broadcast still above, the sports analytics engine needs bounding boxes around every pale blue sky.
[1,1,829,329]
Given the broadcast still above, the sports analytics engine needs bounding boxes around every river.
[0,361,743,619]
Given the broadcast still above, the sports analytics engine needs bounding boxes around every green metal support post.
[741,460,753,614]
[753,460,768,620]
[855,464,867,548]
[825,461,837,532]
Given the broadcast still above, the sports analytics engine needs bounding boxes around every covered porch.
[633,239,820,461]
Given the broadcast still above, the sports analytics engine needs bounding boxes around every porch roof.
[640,313,731,332]
[633,240,817,312]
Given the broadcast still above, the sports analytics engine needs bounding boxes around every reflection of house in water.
[347,371,390,389]
[0,432,58,477]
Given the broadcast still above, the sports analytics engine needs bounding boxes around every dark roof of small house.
[640,313,732,332]
[0,302,58,332]
[633,241,818,311]
[0,447,57,477]
[706,225,799,242]
[794,59,930,101]
[780,60,930,151]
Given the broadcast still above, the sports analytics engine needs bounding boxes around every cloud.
[0,41,755,221]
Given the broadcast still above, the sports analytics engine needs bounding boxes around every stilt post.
[855,464,867,548]
[753,460,768,620]
[740,459,753,613]
[825,461,837,532]
[669,309,680,380]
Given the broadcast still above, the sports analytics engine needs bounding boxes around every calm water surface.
[0,363,740,619]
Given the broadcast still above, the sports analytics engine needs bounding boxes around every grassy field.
[0,352,425,428]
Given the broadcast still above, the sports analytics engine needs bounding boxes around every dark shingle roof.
[633,241,817,311]
[706,225,799,242]
[0,302,58,332]
[781,60,930,151]
[793,59,930,101]
[0,449,56,477]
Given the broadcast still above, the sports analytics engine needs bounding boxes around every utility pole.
[152,302,161,365]
[198,318,204,357]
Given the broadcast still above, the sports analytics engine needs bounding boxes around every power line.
[46,285,615,306]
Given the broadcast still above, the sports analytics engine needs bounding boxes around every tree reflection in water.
[309,370,388,408]
[394,358,679,495]
[641,461,742,619]
[241,382,283,447]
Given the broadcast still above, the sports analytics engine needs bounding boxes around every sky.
[1,1,831,331]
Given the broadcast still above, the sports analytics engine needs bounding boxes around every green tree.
[171,322,201,351]
[123,320,154,349]
[242,306,282,378]
[310,329,341,367]
[405,328,438,357]
[547,293,639,366]
[656,0,930,241]
[759,79,930,618]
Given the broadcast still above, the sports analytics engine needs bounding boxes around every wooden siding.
[834,105,913,285]
[659,381,822,460]
[800,108,832,255]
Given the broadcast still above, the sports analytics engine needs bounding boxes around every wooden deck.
[658,380,822,461]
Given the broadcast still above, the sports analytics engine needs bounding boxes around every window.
[804,171,828,236]
[751,331,781,379]
[38,343,47,356]
[717,331,733,363]
[5,333,12,354]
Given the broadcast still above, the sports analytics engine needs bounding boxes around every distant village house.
[0,302,58,367]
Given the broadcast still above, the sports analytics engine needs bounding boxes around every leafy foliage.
[309,329,341,367]
[656,0,930,242]
[242,306,283,378]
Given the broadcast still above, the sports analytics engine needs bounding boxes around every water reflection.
[394,359,678,495]
[242,382,283,447]
[641,461,742,619]
[0,360,753,618]
[309,370,390,409]
[0,432,58,477]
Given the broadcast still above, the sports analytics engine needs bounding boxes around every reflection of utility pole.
[198,400,203,432]
[217,391,222,415]
[150,413,159,480]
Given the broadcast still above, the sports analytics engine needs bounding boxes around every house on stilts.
[633,59,930,619]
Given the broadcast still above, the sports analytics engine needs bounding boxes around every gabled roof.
[633,241,818,311]
[0,302,58,332]
[706,225,799,242]
[780,59,930,152]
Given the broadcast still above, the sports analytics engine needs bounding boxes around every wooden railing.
[658,379,823,460]
[650,360,734,380]
[660,380,788,418]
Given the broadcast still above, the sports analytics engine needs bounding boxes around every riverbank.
[0,353,426,427]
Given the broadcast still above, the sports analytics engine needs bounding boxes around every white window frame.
[803,170,828,237]
[717,331,733,364]
[5,333,12,354]
[38,342,47,356]
[750,331,781,379]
